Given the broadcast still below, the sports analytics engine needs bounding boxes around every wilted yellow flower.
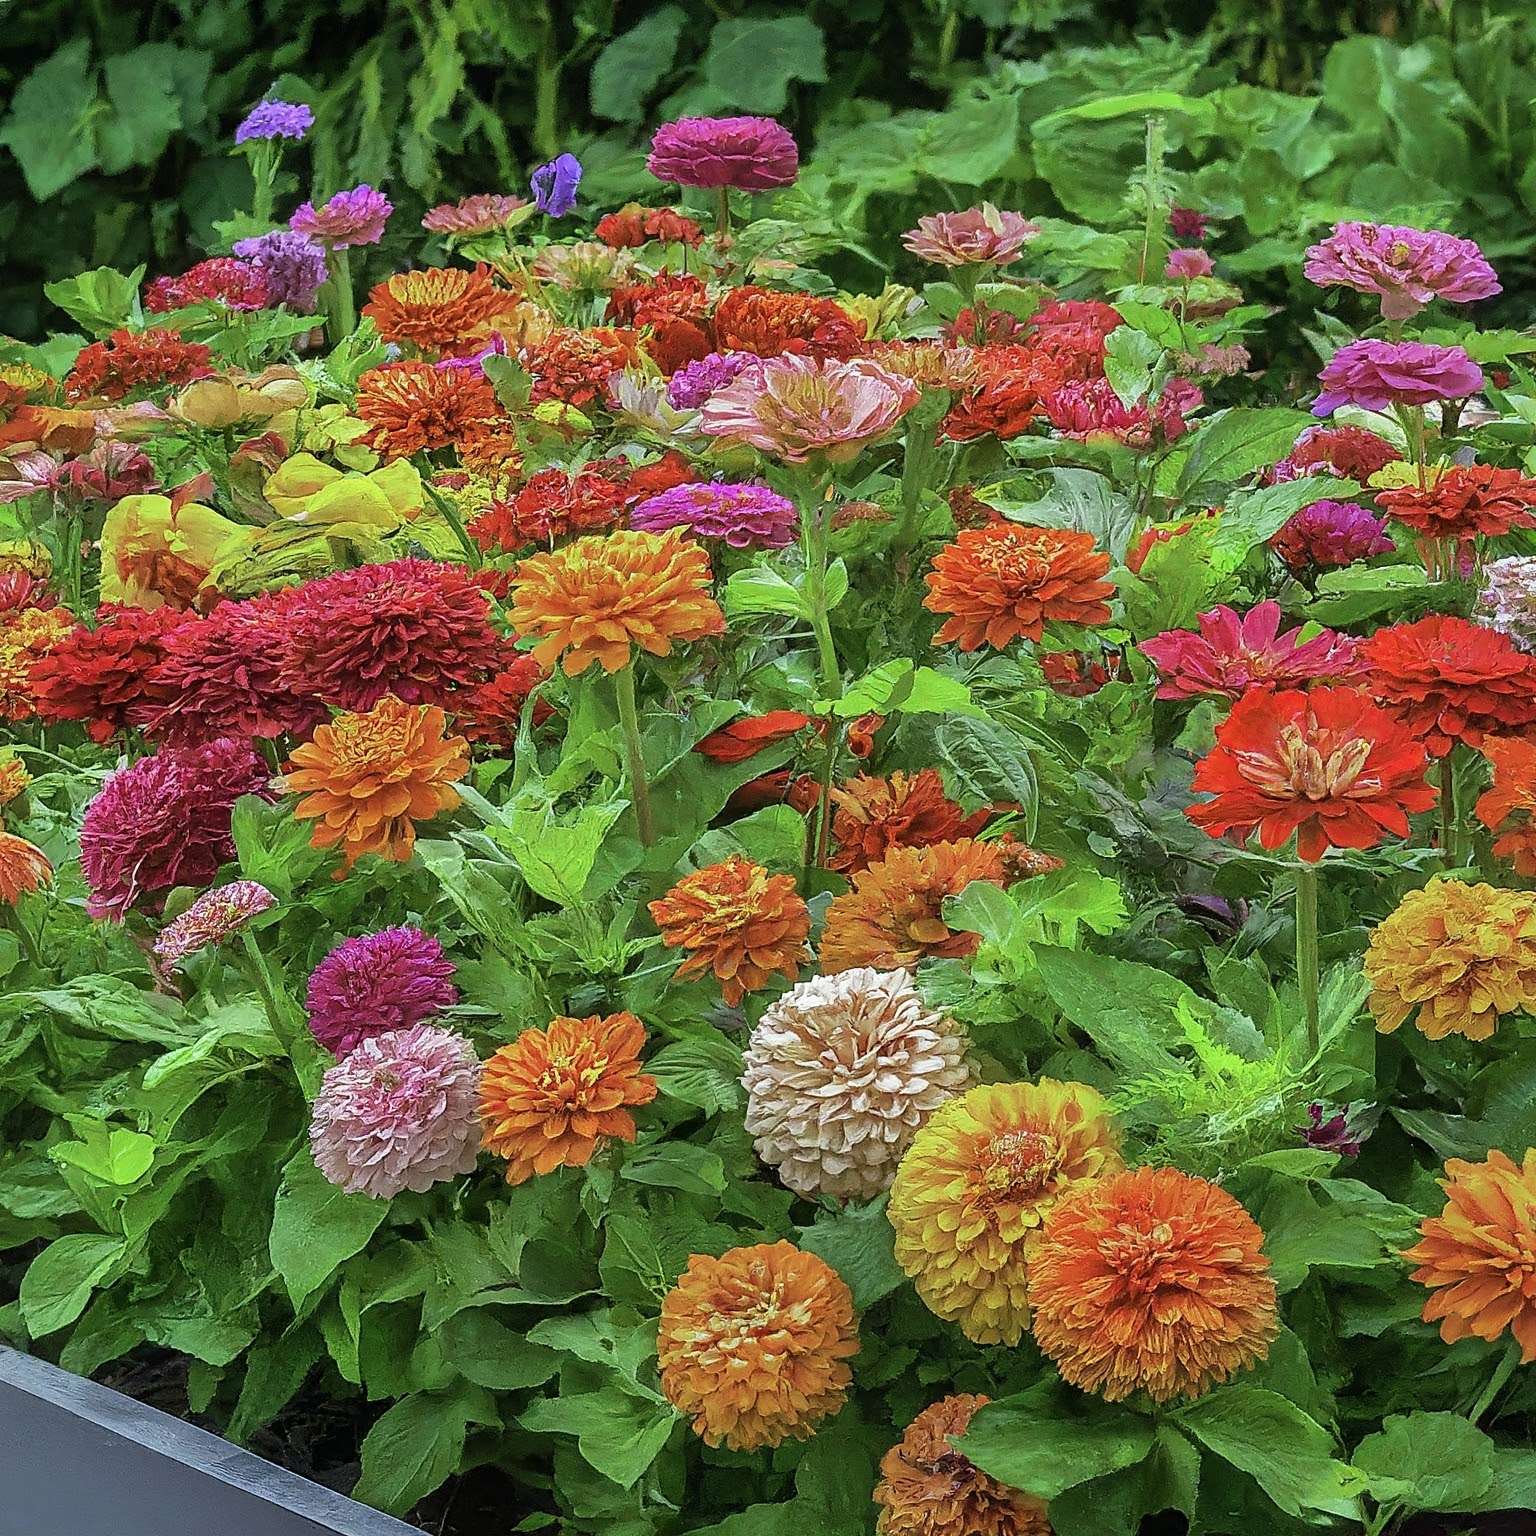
[0,539,51,578]
[1369,459,1449,492]
[840,284,921,340]
[99,494,243,611]
[263,453,423,533]
[169,367,309,428]
[0,753,31,807]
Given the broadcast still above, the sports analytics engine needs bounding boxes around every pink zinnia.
[1140,601,1361,700]
[646,116,799,193]
[1165,247,1214,279]
[1313,340,1483,417]
[309,1023,482,1199]
[901,205,1039,267]
[1304,222,1500,321]
[698,354,919,464]
[421,193,529,236]
[290,185,392,249]
[629,481,798,549]
[1044,376,1202,448]
[306,926,459,1058]
[1270,500,1395,572]
[154,880,276,966]
[80,738,270,919]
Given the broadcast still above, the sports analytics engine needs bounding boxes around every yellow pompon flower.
[0,539,51,578]
[0,753,31,807]
[99,494,244,612]
[887,1079,1123,1346]
[1363,878,1536,1042]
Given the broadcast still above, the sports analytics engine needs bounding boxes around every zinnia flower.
[361,265,522,355]
[888,1079,1123,1345]
[594,203,705,248]
[743,967,975,1201]
[0,604,77,719]
[1277,424,1402,482]
[144,258,269,313]
[693,710,814,763]
[647,116,799,192]
[531,152,582,216]
[657,1241,857,1451]
[1140,601,1360,699]
[648,855,810,1006]
[1170,206,1208,241]
[1364,879,1536,1042]
[1027,1165,1278,1403]
[629,481,798,550]
[941,346,1065,442]
[0,754,30,807]
[1269,499,1394,572]
[154,880,276,966]
[1304,222,1500,320]
[1165,247,1215,278]
[827,769,992,875]
[479,1012,656,1184]
[1359,614,1536,756]
[902,205,1039,267]
[1313,340,1483,416]
[1043,376,1202,448]
[924,524,1114,651]
[1403,1150,1536,1361]
[232,231,328,312]
[1480,556,1536,652]
[234,99,313,143]
[1186,685,1435,861]
[507,528,724,675]
[64,328,213,403]
[421,193,530,236]
[79,738,269,919]
[712,286,867,361]
[285,696,469,870]
[1476,735,1536,874]
[355,362,507,460]
[97,493,242,612]
[520,326,638,410]
[0,831,52,905]
[290,185,392,248]
[1377,463,1536,545]
[310,1024,482,1199]
[874,1394,1052,1536]
[699,354,919,464]
[667,351,753,409]
[305,926,459,1057]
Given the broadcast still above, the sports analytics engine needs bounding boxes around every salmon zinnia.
[1475,736,1536,875]
[0,831,52,905]
[827,769,994,875]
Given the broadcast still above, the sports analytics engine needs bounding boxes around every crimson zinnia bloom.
[942,345,1065,442]
[64,328,214,403]
[1186,686,1436,861]
[1140,601,1360,699]
[1359,614,1536,756]
[306,927,459,1058]
[693,710,814,764]
[646,116,799,192]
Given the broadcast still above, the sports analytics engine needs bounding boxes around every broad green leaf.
[590,6,686,122]
[701,16,827,115]
[492,783,630,905]
[268,1148,389,1309]
[0,39,101,200]
[1351,1412,1495,1512]
[19,1233,127,1337]
[648,1038,745,1116]
[438,1309,561,1392]
[1174,408,1317,500]
[97,44,201,173]
[520,1386,676,1489]
[621,1142,726,1196]
[1210,477,1359,568]
[916,91,1022,185]
[1104,325,1162,408]
[41,265,144,339]
[798,1195,907,1311]
[722,565,812,622]
[51,1124,156,1186]
[353,1386,500,1514]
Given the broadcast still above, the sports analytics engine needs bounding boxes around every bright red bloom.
[712,287,866,361]
[1376,464,1536,543]
[1044,376,1202,448]
[471,468,629,553]
[942,346,1065,442]
[521,327,640,409]
[1359,614,1536,756]
[1027,300,1123,381]
[64,328,214,403]
[1041,650,1111,696]
[606,273,714,374]
[1282,424,1401,482]
[144,258,270,313]
[694,710,815,764]
[1186,685,1436,861]
[449,653,552,751]
[594,204,706,249]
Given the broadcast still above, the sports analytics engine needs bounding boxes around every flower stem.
[320,246,354,347]
[1440,753,1457,865]
[238,931,320,1095]
[615,662,654,847]
[1469,1337,1522,1425]
[1295,862,1321,1059]
[715,185,731,241]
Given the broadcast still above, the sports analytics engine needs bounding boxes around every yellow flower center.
[1245,724,1373,801]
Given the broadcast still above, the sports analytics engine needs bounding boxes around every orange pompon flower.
[361,264,525,355]
[1377,463,1536,542]
[1476,736,1536,875]
[828,768,993,875]
[0,830,52,905]
[657,1241,859,1451]
[713,285,867,360]
[507,529,725,675]
[648,854,810,1005]
[941,345,1066,443]
[1186,686,1436,862]
[924,525,1114,651]
[1027,1165,1279,1403]
[520,326,640,409]
[479,1012,657,1184]
[0,605,77,719]
[1403,1149,1536,1362]
[874,1394,1052,1536]
[819,838,1010,974]
[285,696,470,870]
[889,1080,1122,1346]
[355,361,508,460]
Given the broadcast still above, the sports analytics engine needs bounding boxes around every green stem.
[238,931,314,1092]
[1440,754,1457,865]
[715,184,732,241]
[938,4,960,69]
[3,904,45,972]
[532,10,561,162]
[248,142,277,229]
[421,478,484,569]
[1295,862,1321,1059]
[615,662,654,847]
[320,246,354,347]
[1468,1337,1522,1425]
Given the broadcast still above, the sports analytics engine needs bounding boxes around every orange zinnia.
[1027,1165,1278,1403]
[712,285,867,360]
[355,361,508,460]
[1403,1149,1536,1362]
[827,768,993,875]
[924,524,1114,651]
[479,1011,657,1184]
[1476,735,1536,875]
[507,529,725,675]
[285,696,469,870]
[361,264,526,355]
[648,854,810,1005]
[0,830,52,904]
[657,1241,859,1451]
[819,838,1009,974]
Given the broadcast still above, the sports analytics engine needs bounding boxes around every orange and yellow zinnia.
[0,830,52,905]
[361,264,526,355]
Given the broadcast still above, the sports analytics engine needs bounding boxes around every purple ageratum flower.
[646,116,799,193]
[1270,499,1395,573]
[234,100,314,145]
[290,185,392,249]
[666,351,753,410]
[232,230,329,312]
[305,927,459,1058]
[1165,247,1214,279]
[630,481,799,550]
[1303,221,1501,322]
[1297,1103,1364,1158]
[1478,555,1536,653]
[309,1023,482,1199]
[1312,340,1483,417]
[531,153,582,217]
[155,880,276,967]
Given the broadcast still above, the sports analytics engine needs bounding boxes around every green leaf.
[901,712,1038,833]
[1104,326,1162,408]
[491,783,630,905]
[438,1309,561,1392]
[1031,946,1189,1077]
[1351,1413,1495,1513]
[0,39,101,200]
[798,1195,907,1311]
[701,16,827,115]
[353,1386,500,1514]
[648,1038,744,1116]
[1174,409,1317,500]
[519,1386,676,1489]
[19,1234,127,1337]
[41,265,144,340]
[916,91,1022,185]
[97,45,202,173]
[1210,477,1357,568]
[268,1149,389,1309]
[621,1142,727,1196]
[51,1123,156,1186]
[722,564,812,622]
[590,5,686,121]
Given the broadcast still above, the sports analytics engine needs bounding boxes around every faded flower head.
[305,927,459,1058]
[1304,221,1500,321]
[0,832,53,906]
[647,116,799,192]
[290,185,393,248]
[421,194,531,237]
[1480,556,1536,652]
[1165,246,1215,279]
[154,881,276,967]
[901,205,1040,267]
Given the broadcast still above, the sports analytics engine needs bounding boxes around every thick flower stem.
[1440,753,1458,865]
[239,931,320,1095]
[320,246,355,347]
[615,662,655,848]
[1295,863,1321,1059]
[716,185,732,241]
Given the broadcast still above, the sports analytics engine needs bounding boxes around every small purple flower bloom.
[1312,340,1483,417]
[306,927,459,1058]
[235,100,314,145]
[434,333,510,376]
[531,153,582,217]
[667,351,753,410]
[1297,1103,1364,1158]
[232,230,329,312]
[630,481,799,550]
[290,185,392,249]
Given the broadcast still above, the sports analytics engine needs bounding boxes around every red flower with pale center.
[1186,685,1436,861]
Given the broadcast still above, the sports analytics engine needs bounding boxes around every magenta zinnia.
[646,116,799,192]
[1140,601,1361,699]
[1313,340,1484,417]
[629,481,799,549]
[1304,222,1500,321]
[306,926,460,1058]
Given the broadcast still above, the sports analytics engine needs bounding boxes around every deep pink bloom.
[60,442,160,504]
[667,351,753,409]
[1170,206,1209,242]
[1297,1102,1364,1157]
[630,481,798,549]
[1270,500,1395,572]
[1165,247,1214,279]
[1140,601,1361,700]
[646,116,799,192]
[1044,377,1202,448]
[901,205,1040,267]
[309,1023,481,1198]
[79,738,270,919]
[154,881,276,966]
[290,185,392,249]
[1304,222,1500,321]
[1313,340,1483,417]
[1269,424,1402,484]
[306,927,459,1058]
[144,258,269,313]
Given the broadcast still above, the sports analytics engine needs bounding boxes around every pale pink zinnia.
[901,205,1040,267]
[154,880,276,966]
[698,354,919,464]
[1304,222,1500,321]
[421,194,530,237]
[742,968,975,1201]
[309,1023,482,1199]
[1140,600,1362,700]
[1165,247,1215,279]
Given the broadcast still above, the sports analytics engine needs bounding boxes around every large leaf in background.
[1173,408,1317,502]
[1351,1412,1496,1513]
[590,5,687,122]
[701,16,826,114]
[798,1195,907,1310]
[0,39,100,200]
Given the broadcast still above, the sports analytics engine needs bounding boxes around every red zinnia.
[64,328,214,403]
[594,205,705,249]
[1376,463,1536,543]
[521,327,640,409]
[471,466,630,554]
[606,273,714,375]
[712,287,866,361]
[942,346,1067,442]
[1285,424,1401,482]
[144,258,269,313]
[694,710,815,764]
[450,653,552,751]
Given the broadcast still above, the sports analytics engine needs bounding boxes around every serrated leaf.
[353,1386,500,1514]
[798,1196,907,1311]
[648,1038,745,1116]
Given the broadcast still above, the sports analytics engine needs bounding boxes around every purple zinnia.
[1304,221,1500,322]
[1312,340,1483,417]
[306,927,459,1058]
[1297,1102,1364,1158]
[232,230,329,312]
[630,481,799,550]
[1269,499,1395,572]
[290,185,392,249]
[531,153,582,217]
[234,100,314,145]
[309,1024,482,1199]
[646,116,799,193]
[155,880,276,966]
[666,350,753,410]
